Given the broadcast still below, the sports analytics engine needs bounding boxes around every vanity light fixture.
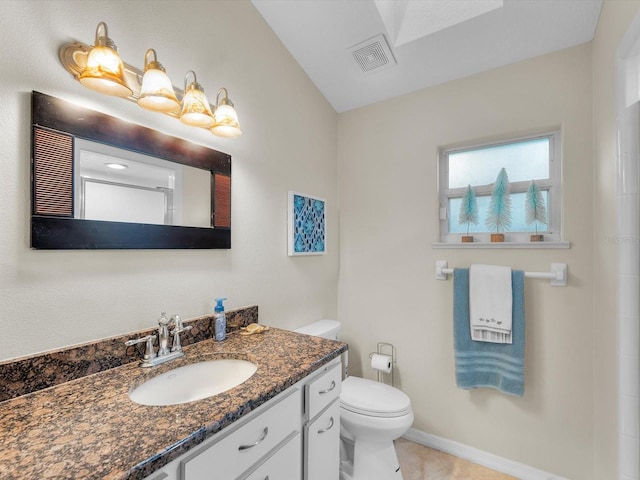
[59,21,242,138]
[180,71,214,128]
[78,22,132,98]
[137,49,180,113]
[211,88,242,138]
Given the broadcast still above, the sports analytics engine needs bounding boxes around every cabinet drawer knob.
[317,416,335,434]
[238,427,269,450]
[319,380,336,395]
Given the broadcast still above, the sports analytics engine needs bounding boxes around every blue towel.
[453,268,525,397]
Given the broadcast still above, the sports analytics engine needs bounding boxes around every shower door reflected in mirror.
[74,139,211,228]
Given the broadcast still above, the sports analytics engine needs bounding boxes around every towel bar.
[435,261,567,287]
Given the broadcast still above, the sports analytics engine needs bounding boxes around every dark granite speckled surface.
[0,306,258,402]
[0,326,347,480]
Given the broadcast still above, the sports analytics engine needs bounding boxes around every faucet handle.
[158,311,171,326]
[125,334,157,362]
[171,314,183,330]
[170,315,192,333]
[170,315,192,352]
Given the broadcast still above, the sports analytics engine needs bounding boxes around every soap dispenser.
[214,297,227,341]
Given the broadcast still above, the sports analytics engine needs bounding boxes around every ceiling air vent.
[348,34,397,75]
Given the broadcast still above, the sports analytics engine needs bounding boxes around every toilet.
[294,320,414,480]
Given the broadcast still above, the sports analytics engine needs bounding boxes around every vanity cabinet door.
[240,432,301,480]
[182,388,301,480]
[143,472,175,480]
[304,399,340,480]
[305,362,341,421]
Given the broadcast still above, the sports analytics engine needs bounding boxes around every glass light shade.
[79,45,132,97]
[138,69,180,112]
[180,84,214,128]
[211,103,242,138]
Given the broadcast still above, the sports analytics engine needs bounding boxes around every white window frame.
[438,131,562,244]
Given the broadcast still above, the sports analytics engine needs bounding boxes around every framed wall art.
[287,191,326,256]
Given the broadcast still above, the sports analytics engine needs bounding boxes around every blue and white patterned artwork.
[288,191,326,256]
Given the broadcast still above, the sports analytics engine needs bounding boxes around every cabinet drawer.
[182,388,301,480]
[305,363,341,421]
[240,432,301,480]
[304,400,340,480]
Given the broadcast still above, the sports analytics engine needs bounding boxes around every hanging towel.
[453,268,525,397]
[470,264,513,344]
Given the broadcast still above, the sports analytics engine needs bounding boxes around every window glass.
[439,131,560,243]
[448,137,549,188]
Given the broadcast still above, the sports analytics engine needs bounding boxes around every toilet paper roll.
[370,353,393,373]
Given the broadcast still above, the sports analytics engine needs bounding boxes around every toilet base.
[339,436,404,480]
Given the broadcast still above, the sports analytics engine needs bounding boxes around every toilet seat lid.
[340,376,412,418]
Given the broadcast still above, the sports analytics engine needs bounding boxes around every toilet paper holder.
[369,342,396,387]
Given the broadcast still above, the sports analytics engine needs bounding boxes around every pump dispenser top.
[215,298,227,312]
[214,297,227,341]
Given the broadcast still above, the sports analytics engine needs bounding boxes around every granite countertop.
[0,328,347,480]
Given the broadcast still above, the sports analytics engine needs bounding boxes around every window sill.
[432,241,571,249]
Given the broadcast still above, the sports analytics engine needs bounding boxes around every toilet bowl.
[294,320,414,480]
[339,375,413,480]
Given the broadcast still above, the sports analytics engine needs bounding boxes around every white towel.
[469,264,513,344]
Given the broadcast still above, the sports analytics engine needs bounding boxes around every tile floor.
[395,438,518,480]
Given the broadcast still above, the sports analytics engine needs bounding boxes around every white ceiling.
[251,0,603,113]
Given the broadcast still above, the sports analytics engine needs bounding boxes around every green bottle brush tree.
[458,184,479,242]
[525,179,547,241]
[485,168,512,242]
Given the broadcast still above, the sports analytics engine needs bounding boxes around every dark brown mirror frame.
[30,91,231,249]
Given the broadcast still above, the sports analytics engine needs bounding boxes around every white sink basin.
[129,359,258,406]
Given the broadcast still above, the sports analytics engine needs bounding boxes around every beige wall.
[337,44,596,478]
[592,1,640,478]
[0,0,339,360]
[3,0,639,477]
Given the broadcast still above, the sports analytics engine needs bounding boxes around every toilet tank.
[294,319,341,340]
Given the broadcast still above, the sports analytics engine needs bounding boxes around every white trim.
[438,131,562,244]
[402,428,570,480]
[431,240,570,249]
[617,9,640,479]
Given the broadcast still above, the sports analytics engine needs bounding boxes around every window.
[439,131,561,243]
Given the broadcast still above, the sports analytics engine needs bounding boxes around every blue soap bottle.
[214,297,227,341]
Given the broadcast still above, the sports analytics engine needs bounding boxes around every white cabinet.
[303,361,341,480]
[181,388,301,480]
[304,399,340,480]
[141,357,342,480]
[143,471,174,480]
[305,362,341,420]
[240,432,301,480]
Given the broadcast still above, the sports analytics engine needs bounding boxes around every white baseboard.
[402,428,570,480]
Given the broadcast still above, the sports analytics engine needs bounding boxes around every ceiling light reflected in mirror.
[105,162,128,170]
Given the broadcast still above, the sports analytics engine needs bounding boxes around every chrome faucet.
[157,312,172,357]
[125,312,192,368]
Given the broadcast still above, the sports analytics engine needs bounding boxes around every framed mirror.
[30,91,231,249]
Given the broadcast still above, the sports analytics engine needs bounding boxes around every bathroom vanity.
[146,357,342,480]
[0,326,346,480]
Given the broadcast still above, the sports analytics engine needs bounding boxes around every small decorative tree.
[458,184,478,242]
[485,168,512,242]
[525,179,547,242]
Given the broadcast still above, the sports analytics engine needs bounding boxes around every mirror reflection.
[74,139,211,228]
[30,91,231,250]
